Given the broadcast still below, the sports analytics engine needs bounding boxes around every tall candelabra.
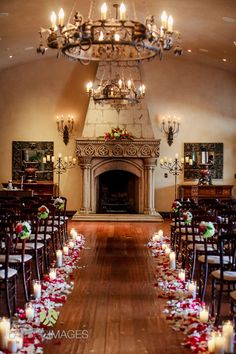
[43,154,77,196]
[160,154,184,199]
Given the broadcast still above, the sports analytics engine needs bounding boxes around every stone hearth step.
[72,212,163,222]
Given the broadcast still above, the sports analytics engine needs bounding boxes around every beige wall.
[0,55,235,211]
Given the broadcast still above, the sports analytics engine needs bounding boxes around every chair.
[210,230,236,324]
[0,232,18,316]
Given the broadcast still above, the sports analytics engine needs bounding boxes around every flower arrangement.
[183,210,193,225]
[53,197,65,210]
[104,127,133,142]
[199,221,215,238]
[38,205,49,219]
[171,200,182,213]
[15,221,31,239]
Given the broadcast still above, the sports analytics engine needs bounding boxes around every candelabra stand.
[160,155,184,199]
[43,154,77,197]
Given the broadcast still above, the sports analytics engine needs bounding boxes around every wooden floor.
[43,220,190,354]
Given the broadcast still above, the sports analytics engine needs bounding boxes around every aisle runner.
[147,234,221,354]
[1,233,85,354]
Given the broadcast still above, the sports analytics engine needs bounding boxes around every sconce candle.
[56,249,63,267]
[33,280,42,300]
[0,317,10,350]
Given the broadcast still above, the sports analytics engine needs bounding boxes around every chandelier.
[37,3,182,64]
[86,62,145,110]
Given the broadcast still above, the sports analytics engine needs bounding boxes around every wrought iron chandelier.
[86,63,146,110]
[37,2,182,64]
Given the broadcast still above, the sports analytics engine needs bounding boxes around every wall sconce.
[161,116,180,146]
[56,114,74,145]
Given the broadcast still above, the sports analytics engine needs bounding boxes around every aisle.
[43,221,189,354]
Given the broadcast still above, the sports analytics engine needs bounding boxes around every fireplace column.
[143,158,157,215]
[79,157,92,213]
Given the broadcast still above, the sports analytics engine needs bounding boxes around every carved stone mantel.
[76,138,161,215]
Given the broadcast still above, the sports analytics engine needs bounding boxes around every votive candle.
[199,305,209,323]
[69,240,74,249]
[63,245,69,255]
[49,268,57,281]
[188,281,196,299]
[25,302,34,320]
[178,269,185,282]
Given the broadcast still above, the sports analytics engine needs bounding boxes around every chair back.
[0,232,11,279]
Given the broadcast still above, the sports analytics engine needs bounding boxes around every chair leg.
[22,263,29,302]
[211,278,217,317]
[201,262,208,302]
[13,276,17,314]
[215,281,224,325]
[190,248,197,281]
[5,280,11,317]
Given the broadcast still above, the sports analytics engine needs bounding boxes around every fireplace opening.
[97,170,139,214]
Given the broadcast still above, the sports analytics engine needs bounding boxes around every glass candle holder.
[0,317,11,350]
[63,244,69,255]
[199,305,209,323]
[33,280,42,300]
[25,302,35,321]
[49,268,57,281]
[223,320,234,354]
[56,249,63,267]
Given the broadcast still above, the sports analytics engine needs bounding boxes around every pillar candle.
[25,302,34,320]
[33,280,41,300]
[165,246,171,255]
[169,251,176,269]
[178,269,185,282]
[161,243,167,250]
[7,338,17,353]
[69,240,74,249]
[63,245,69,255]
[188,281,196,299]
[223,321,234,354]
[208,332,216,353]
[43,157,46,164]
[46,154,50,161]
[215,333,224,354]
[0,317,10,350]
[70,228,78,240]
[199,305,209,323]
[56,250,63,267]
[16,332,23,350]
[49,268,57,280]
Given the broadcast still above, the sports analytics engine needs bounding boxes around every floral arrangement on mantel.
[104,127,133,142]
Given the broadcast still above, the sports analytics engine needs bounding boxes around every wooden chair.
[0,232,18,316]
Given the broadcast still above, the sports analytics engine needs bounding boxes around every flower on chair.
[53,197,65,210]
[171,201,182,213]
[199,221,215,238]
[183,211,193,225]
[38,205,49,219]
[15,221,31,239]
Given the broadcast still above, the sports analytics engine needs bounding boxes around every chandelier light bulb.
[98,31,104,41]
[58,8,65,27]
[114,33,120,41]
[101,3,108,20]
[161,11,168,29]
[127,79,132,89]
[119,3,126,21]
[86,81,93,93]
[50,11,57,30]
[118,79,122,88]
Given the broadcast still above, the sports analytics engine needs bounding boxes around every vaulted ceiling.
[0,0,235,73]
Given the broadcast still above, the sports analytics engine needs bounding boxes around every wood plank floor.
[43,221,190,354]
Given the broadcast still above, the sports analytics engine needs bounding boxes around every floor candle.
[208,332,216,353]
[33,280,41,300]
[25,302,34,320]
[161,243,167,250]
[63,245,69,255]
[178,269,185,282]
[56,249,63,267]
[169,251,176,269]
[7,338,17,353]
[188,280,196,299]
[70,228,78,240]
[165,246,171,255]
[199,305,209,323]
[223,320,234,354]
[49,268,57,280]
[215,333,224,354]
[0,317,10,350]
[69,240,75,249]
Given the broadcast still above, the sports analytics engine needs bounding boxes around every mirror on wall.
[184,143,223,181]
[12,141,54,182]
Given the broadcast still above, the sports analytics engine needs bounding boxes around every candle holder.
[43,154,77,197]
[160,155,184,199]
[33,280,42,300]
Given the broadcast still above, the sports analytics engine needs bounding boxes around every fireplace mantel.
[75,138,161,218]
[76,138,160,158]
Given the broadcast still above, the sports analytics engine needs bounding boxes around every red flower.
[15,223,23,233]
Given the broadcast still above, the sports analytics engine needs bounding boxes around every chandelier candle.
[223,321,234,354]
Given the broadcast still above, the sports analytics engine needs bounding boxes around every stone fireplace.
[75,138,161,218]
